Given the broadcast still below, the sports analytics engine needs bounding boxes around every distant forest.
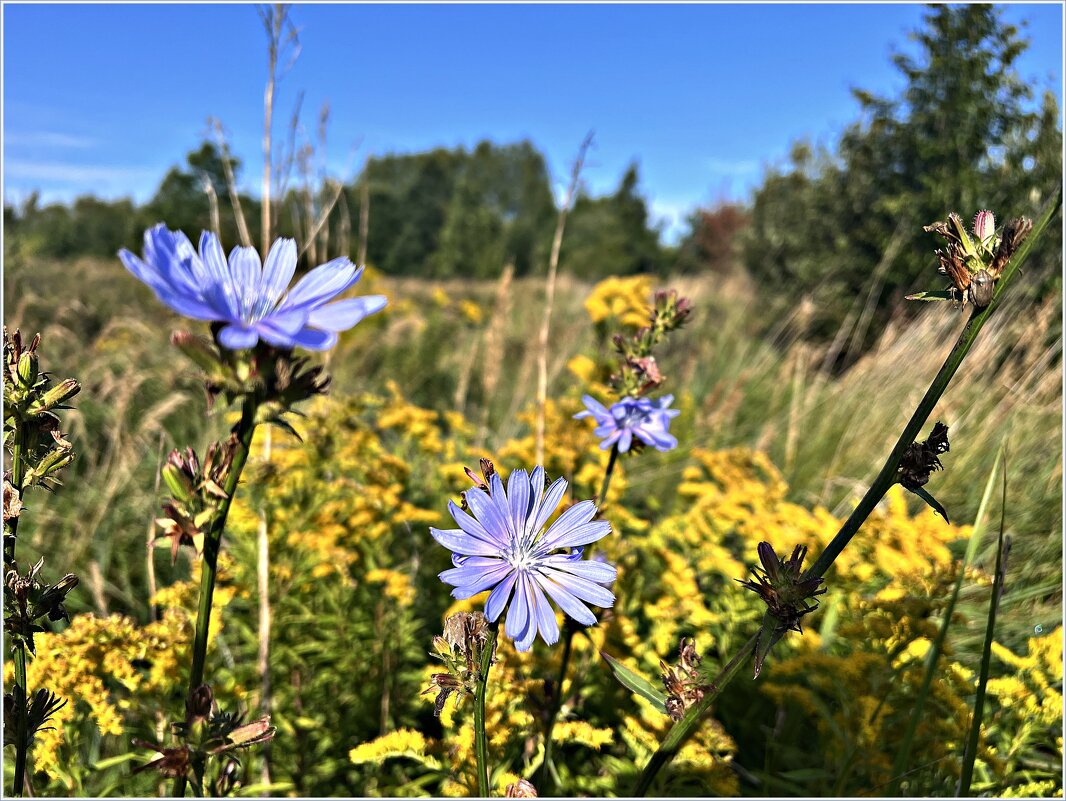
[5,6,1062,343]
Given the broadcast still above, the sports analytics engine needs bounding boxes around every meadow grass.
[4,246,1060,656]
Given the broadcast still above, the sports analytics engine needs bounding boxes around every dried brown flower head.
[660,637,708,721]
[898,422,950,491]
[738,543,826,635]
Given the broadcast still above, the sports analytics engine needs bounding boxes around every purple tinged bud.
[972,210,996,246]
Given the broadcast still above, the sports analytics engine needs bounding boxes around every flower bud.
[171,330,222,374]
[16,352,38,389]
[35,378,80,412]
[161,462,197,506]
[973,210,996,247]
[185,683,214,725]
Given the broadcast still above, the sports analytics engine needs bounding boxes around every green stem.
[633,633,758,796]
[536,443,619,792]
[957,453,1009,797]
[632,192,1060,797]
[474,624,499,798]
[889,448,1001,795]
[12,646,28,797]
[597,444,619,507]
[7,422,29,797]
[172,396,259,797]
[536,624,575,791]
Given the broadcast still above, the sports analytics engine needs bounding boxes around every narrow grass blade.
[957,449,1010,796]
[889,446,1002,794]
[601,651,669,713]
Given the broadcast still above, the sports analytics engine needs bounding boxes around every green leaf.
[601,651,668,714]
[905,289,955,302]
[909,485,950,522]
[91,752,142,771]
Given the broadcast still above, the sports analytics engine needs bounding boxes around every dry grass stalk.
[209,118,253,248]
[480,262,514,442]
[145,432,165,623]
[534,132,593,464]
[202,176,221,236]
[358,168,370,267]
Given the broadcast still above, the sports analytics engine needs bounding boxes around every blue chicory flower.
[432,468,616,652]
[119,224,386,351]
[575,394,680,453]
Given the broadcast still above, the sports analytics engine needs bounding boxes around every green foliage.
[740,5,1062,354]
[561,164,667,279]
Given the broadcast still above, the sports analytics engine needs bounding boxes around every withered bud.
[208,716,276,754]
[898,422,950,491]
[505,779,539,798]
[737,543,826,635]
[131,740,192,779]
[461,458,496,509]
[627,355,663,391]
[213,758,242,797]
[659,637,707,721]
[4,481,23,524]
[34,572,79,622]
[989,216,1032,278]
[186,684,215,725]
[424,612,495,716]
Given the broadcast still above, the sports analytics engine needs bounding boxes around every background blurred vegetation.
[3,4,1062,798]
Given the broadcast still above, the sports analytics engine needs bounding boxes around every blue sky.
[3,3,1063,242]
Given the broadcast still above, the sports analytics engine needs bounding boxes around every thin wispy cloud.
[4,131,97,149]
[705,157,762,177]
[5,160,154,183]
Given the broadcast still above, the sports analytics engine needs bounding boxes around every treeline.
[3,139,674,280]
[5,6,1061,344]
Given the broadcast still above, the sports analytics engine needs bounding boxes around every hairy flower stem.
[632,191,1060,797]
[172,396,260,797]
[537,444,619,792]
[7,425,29,797]
[474,623,500,798]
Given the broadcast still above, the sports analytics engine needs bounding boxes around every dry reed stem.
[535,132,593,464]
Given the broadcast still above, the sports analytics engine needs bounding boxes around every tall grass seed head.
[120,224,387,351]
[431,466,616,652]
